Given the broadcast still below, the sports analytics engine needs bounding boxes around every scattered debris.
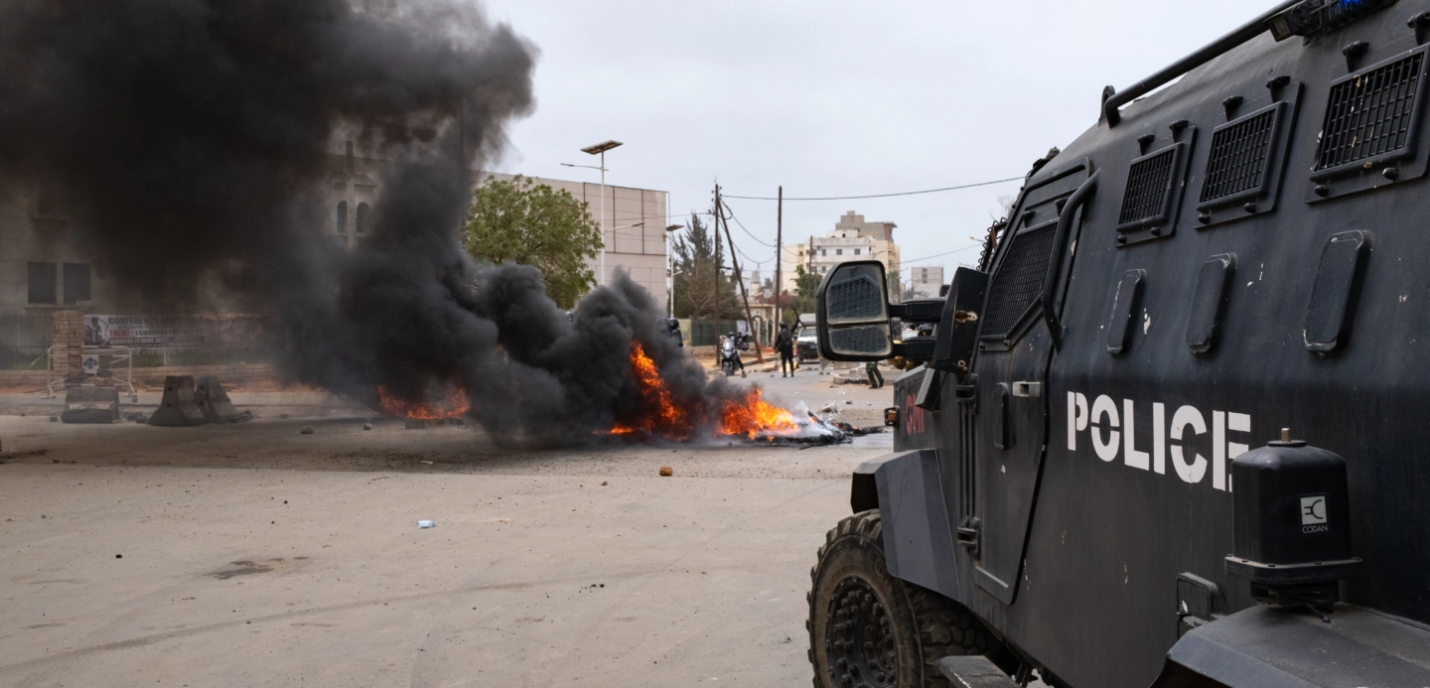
[417,520,436,529]
[601,480,608,486]
[299,426,314,435]
[122,411,151,423]
[62,386,120,424]
[362,423,373,430]
[48,416,57,422]
[279,413,289,420]
[420,460,433,465]
[659,466,673,477]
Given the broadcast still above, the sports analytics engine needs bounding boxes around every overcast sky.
[481,1,1264,285]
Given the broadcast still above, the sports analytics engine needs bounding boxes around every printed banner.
[83,315,207,348]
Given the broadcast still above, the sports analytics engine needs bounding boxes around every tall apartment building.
[780,210,900,296]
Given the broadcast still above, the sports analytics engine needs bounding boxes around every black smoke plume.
[0,0,755,444]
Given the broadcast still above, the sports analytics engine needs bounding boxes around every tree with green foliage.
[463,175,603,309]
[784,264,823,322]
[670,213,742,319]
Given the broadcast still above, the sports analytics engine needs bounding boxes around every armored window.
[336,201,348,234]
[1202,109,1277,203]
[981,221,1057,340]
[1116,122,1195,245]
[1309,46,1430,201]
[355,203,369,234]
[1316,51,1423,173]
[1118,147,1178,228]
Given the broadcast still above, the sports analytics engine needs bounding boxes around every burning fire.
[609,341,797,440]
[719,387,797,438]
[376,383,470,419]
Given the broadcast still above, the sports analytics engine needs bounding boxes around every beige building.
[780,210,901,296]
[908,265,945,299]
[472,172,669,305]
[0,183,109,316]
[0,148,669,318]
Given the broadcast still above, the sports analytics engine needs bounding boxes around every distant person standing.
[665,318,683,348]
[776,324,795,377]
[866,360,884,389]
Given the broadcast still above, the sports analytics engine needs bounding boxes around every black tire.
[807,510,1007,688]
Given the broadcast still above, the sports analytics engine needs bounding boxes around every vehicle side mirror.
[929,267,990,377]
[816,261,893,361]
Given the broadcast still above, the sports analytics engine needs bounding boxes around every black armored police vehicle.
[810,1,1430,687]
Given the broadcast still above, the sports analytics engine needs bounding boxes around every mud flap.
[1151,604,1430,688]
[850,450,959,600]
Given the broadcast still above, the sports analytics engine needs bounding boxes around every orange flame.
[615,341,696,439]
[607,341,796,440]
[376,383,470,419]
[719,387,797,438]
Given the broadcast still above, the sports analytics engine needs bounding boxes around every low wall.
[0,363,279,389]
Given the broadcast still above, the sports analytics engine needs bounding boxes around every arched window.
[356,203,369,234]
[336,201,348,234]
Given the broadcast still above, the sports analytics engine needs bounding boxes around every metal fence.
[688,319,779,348]
[0,314,54,369]
[0,314,272,369]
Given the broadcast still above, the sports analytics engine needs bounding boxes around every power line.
[719,201,775,248]
[734,243,769,267]
[724,176,1023,201]
[900,245,980,266]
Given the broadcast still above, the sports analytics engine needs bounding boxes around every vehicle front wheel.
[807,510,1008,688]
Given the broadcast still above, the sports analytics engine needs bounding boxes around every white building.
[780,210,900,295]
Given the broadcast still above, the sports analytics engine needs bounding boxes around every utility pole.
[718,200,765,363]
[773,186,783,325]
[712,184,721,333]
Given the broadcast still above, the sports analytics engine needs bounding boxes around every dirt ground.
[0,361,906,687]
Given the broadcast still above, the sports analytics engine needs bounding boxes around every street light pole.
[575,141,622,286]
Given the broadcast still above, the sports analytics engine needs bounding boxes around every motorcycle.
[719,335,745,377]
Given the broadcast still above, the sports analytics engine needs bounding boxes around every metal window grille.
[1317,52,1424,171]
[1118,147,1177,226]
[1201,109,1277,203]
[982,224,1057,338]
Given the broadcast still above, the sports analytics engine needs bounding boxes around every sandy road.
[0,367,900,687]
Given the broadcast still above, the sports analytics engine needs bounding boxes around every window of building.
[836,249,843,256]
[336,201,348,234]
[854,249,861,255]
[355,203,369,234]
[62,263,91,304]
[27,262,56,304]
[820,249,827,256]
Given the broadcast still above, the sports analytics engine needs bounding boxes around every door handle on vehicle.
[1011,381,1041,398]
[1039,170,1100,349]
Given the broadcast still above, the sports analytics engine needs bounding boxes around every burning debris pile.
[606,341,844,444]
[0,0,828,447]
